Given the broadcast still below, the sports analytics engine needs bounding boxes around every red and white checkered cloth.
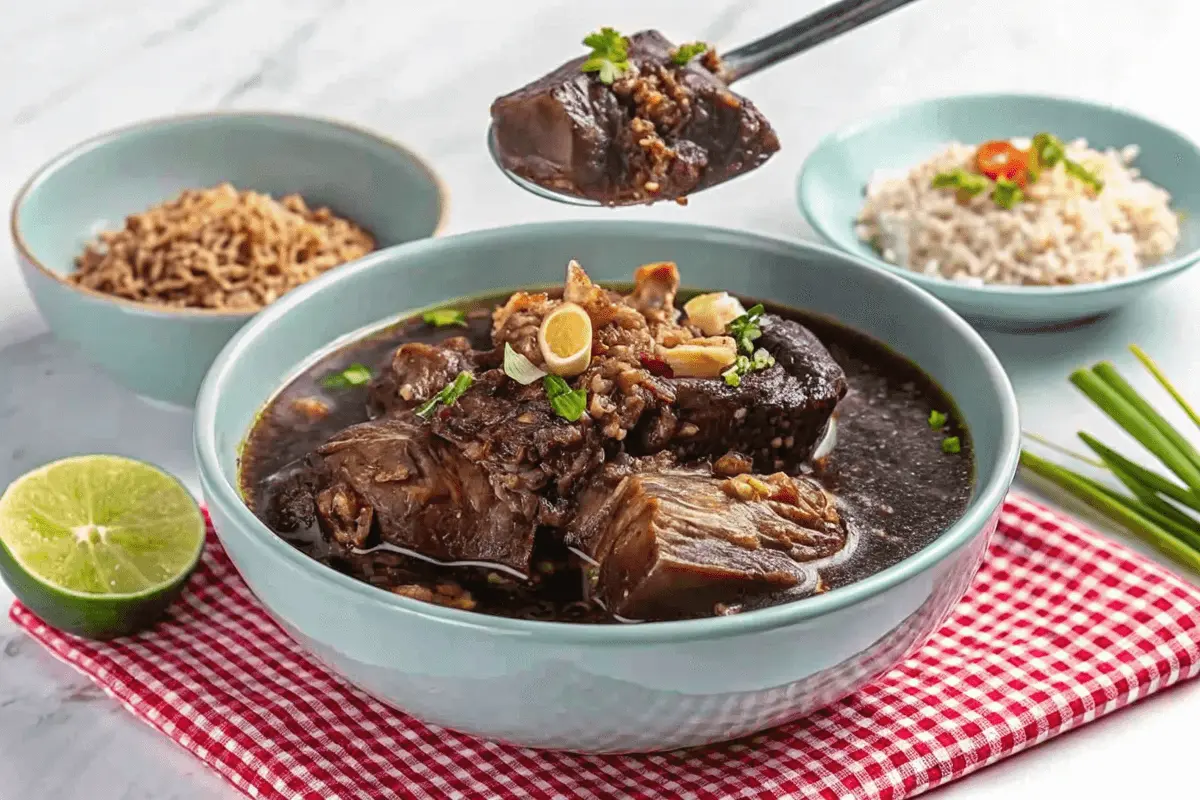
[11,493,1200,800]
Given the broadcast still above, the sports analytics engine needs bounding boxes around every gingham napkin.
[11,493,1200,800]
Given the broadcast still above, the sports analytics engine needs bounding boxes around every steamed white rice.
[855,139,1180,286]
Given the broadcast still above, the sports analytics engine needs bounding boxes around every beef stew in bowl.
[197,220,1017,751]
[241,261,972,623]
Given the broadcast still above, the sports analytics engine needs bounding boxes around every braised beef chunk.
[367,338,484,418]
[490,30,780,205]
[313,414,540,573]
[431,370,606,525]
[568,461,845,620]
[634,314,847,468]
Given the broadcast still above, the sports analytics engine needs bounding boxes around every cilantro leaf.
[415,371,474,419]
[422,308,467,328]
[581,27,630,85]
[671,41,709,65]
[321,363,373,389]
[928,410,948,429]
[544,375,588,422]
[727,303,765,355]
[942,436,962,454]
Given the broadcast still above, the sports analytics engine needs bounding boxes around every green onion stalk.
[1021,346,1200,575]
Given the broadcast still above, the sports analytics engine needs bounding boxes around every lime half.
[0,455,204,640]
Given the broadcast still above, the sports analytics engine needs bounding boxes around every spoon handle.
[721,0,922,82]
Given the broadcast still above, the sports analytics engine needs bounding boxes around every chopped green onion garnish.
[1030,132,1104,193]
[544,375,587,422]
[722,355,751,387]
[721,347,774,387]
[1030,132,1065,171]
[415,371,474,419]
[942,436,961,454]
[751,347,775,370]
[929,410,948,429]
[931,169,990,196]
[503,342,547,386]
[1063,159,1104,192]
[991,178,1024,209]
[422,308,467,328]
[321,363,373,389]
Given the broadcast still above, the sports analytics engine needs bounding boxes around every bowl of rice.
[11,112,448,406]
[797,94,1200,330]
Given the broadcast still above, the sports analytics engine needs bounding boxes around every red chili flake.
[638,353,674,378]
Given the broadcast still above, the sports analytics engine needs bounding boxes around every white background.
[3,1,1200,797]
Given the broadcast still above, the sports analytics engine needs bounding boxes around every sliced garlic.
[658,340,737,378]
[683,292,746,336]
[538,302,593,377]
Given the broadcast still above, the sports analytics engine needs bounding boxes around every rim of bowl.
[10,110,451,321]
[798,91,1200,297]
[196,219,1021,644]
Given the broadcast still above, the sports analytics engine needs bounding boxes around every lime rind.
[0,455,204,601]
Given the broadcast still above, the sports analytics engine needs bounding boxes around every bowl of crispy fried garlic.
[11,112,447,406]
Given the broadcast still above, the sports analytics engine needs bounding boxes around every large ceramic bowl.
[798,94,1200,331]
[195,221,1020,752]
[12,112,447,407]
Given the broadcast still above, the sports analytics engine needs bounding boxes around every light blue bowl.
[195,220,1020,752]
[798,94,1200,331]
[11,112,448,407]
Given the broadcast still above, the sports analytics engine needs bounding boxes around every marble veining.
[4,1,1200,797]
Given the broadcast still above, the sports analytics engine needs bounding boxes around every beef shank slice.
[568,463,845,620]
[313,414,539,574]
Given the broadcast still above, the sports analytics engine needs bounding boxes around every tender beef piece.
[633,314,847,468]
[432,369,607,525]
[568,461,845,620]
[312,413,539,574]
[490,30,780,205]
[261,460,324,534]
[367,337,483,417]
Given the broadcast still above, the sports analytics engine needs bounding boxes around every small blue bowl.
[798,94,1200,331]
[195,220,1020,752]
[11,112,448,407]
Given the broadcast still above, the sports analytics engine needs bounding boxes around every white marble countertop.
[4,1,1200,797]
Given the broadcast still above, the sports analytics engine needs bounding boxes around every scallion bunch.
[1021,346,1200,573]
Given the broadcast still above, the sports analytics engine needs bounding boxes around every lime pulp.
[0,455,205,639]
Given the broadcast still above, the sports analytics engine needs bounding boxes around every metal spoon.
[488,0,923,207]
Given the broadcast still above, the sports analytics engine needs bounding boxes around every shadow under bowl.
[195,219,1020,752]
[11,112,448,407]
[798,93,1200,331]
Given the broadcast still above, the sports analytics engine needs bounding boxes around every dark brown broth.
[240,296,973,622]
